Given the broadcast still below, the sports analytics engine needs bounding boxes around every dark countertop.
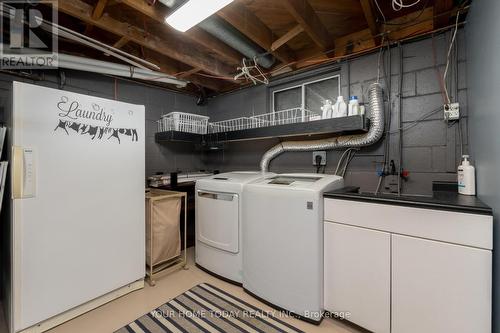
[324,187,493,216]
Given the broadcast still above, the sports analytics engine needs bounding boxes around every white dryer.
[195,171,275,284]
[242,173,344,323]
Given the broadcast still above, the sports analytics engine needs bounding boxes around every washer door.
[197,190,239,253]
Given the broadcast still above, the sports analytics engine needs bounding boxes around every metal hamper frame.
[145,189,188,286]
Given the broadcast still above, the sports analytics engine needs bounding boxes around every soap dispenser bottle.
[457,155,476,195]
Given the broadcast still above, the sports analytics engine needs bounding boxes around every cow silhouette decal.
[54,120,138,144]
[54,96,139,144]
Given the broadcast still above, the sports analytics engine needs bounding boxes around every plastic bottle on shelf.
[457,155,476,195]
[321,100,333,119]
[359,103,366,116]
[332,98,339,118]
[348,96,360,116]
[337,96,348,117]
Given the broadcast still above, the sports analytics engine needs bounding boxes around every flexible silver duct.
[160,0,275,68]
[260,82,385,172]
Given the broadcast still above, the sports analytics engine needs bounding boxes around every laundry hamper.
[145,189,187,285]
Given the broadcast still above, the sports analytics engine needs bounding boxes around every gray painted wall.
[0,70,206,177]
[466,0,500,330]
[203,30,467,196]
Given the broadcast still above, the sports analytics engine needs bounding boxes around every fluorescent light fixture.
[165,0,234,32]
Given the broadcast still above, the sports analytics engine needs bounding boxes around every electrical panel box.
[444,103,460,121]
[313,151,327,166]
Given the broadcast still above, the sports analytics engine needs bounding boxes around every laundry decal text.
[54,96,138,144]
[57,96,113,127]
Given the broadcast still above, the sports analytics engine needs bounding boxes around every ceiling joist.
[119,0,243,66]
[140,52,223,92]
[279,0,334,53]
[434,0,454,28]
[217,2,296,65]
[56,0,234,90]
[294,5,442,69]
[271,24,304,52]
[178,67,202,79]
[112,36,129,49]
[91,0,109,20]
[360,0,382,45]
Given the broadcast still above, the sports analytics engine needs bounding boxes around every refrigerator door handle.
[13,146,36,199]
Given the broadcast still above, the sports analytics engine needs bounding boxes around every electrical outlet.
[313,151,327,166]
[444,103,460,121]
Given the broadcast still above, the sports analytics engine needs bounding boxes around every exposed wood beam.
[271,25,303,51]
[294,6,435,69]
[279,0,333,52]
[92,0,109,20]
[56,0,235,80]
[387,7,433,40]
[118,0,242,66]
[178,67,201,79]
[83,23,94,35]
[134,50,223,92]
[104,36,129,56]
[217,2,296,65]
[184,74,223,92]
[112,36,129,49]
[360,0,381,45]
[434,0,453,28]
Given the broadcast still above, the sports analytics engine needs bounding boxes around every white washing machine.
[242,173,344,323]
[195,171,275,284]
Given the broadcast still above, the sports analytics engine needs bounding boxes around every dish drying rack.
[209,108,321,134]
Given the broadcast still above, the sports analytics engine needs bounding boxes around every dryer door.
[197,190,239,253]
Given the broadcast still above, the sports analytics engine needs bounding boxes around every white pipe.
[0,44,187,87]
[47,21,161,70]
[56,53,187,87]
[56,29,149,70]
[1,4,161,71]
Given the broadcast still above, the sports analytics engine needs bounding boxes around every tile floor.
[8,248,365,333]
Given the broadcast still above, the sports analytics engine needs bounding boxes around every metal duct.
[260,82,385,172]
[160,0,275,68]
[198,17,275,69]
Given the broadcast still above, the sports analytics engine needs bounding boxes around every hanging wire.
[341,149,358,178]
[443,10,461,104]
[384,0,430,26]
[392,0,422,11]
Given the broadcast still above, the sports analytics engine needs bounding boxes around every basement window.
[272,75,341,115]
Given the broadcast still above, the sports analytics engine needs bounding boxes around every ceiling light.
[165,0,234,32]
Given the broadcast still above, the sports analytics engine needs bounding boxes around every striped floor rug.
[116,283,304,333]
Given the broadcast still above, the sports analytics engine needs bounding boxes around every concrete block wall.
[203,29,467,195]
[0,70,206,177]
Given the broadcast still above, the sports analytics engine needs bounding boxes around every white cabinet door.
[392,234,492,333]
[324,222,391,333]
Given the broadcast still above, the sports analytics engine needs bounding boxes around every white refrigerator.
[9,82,145,333]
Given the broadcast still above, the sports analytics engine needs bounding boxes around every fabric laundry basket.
[146,190,182,267]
